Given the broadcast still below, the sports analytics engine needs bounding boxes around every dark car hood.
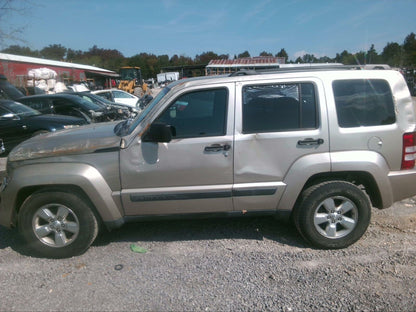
[26,114,86,124]
[8,121,121,162]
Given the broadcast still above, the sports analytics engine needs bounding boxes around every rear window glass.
[242,83,318,133]
[333,79,395,127]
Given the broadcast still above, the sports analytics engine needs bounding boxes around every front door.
[120,84,235,216]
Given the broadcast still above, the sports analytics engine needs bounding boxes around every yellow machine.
[118,66,145,94]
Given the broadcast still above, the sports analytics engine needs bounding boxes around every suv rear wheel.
[294,181,371,249]
[18,190,98,258]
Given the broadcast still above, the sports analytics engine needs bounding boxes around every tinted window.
[20,98,51,113]
[156,88,228,138]
[333,79,395,127]
[242,83,317,133]
[1,101,40,117]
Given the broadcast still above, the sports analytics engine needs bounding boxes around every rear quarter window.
[333,79,395,127]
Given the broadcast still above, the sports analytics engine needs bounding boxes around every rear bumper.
[387,169,416,207]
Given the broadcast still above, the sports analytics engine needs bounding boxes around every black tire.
[18,190,98,258]
[293,181,371,249]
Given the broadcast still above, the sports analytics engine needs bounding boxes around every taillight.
[401,132,416,169]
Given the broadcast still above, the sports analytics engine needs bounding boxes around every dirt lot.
[0,192,415,311]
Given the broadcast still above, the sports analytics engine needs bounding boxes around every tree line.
[1,32,416,79]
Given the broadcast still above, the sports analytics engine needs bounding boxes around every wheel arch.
[15,184,104,226]
[4,163,124,229]
[301,171,382,208]
[278,151,394,214]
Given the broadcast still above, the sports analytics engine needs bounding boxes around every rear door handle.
[204,144,231,153]
[297,138,324,146]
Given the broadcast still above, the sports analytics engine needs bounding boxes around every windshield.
[120,68,140,81]
[76,96,105,111]
[1,100,41,118]
[77,93,109,107]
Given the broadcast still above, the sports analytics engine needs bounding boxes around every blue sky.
[4,0,416,61]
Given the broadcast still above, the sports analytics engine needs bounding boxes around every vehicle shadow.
[93,216,307,249]
[0,216,307,257]
[0,226,25,251]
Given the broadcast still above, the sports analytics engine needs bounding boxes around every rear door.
[233,78,330,212]
[120,83,235,216]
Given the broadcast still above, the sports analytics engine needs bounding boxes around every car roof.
[168,66,398,91]
[19,93,84,101]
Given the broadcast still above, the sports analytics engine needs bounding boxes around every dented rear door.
[233,78,330,212]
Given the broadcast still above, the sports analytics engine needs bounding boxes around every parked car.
[2,66,416,258]
[0,74,25,100]
[92,89,139,107]
[68,91,137,117]
[0,99,86,155]
[18,93,127,123]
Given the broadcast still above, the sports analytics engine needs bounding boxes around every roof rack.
[229,64,391,77]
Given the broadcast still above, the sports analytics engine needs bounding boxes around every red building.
[0,52,118,88]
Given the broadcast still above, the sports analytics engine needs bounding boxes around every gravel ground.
[0,197,415,311]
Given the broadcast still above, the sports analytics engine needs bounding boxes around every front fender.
[1,163,123,228]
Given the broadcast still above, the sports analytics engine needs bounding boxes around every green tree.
[403,32,416,66]
[157,54,170,68]
[1,44,39,57]
[40,44,67,60]
[259,51,273,57]
[218,54,229,60]
[382,42,402,67]
[195,51,219,64]
[366,44,380,64]
[238,51,250,58]
[66,48,84,62]
[302,53,317,63]
[335,50,355,64]
[276,48,288,62]
[354,51,366,65]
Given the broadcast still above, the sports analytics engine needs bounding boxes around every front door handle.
[297,138,324,146]
[204,144,231,153]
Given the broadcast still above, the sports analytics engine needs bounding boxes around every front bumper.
[0,175,15,228]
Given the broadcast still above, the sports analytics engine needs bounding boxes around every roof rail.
[228,64,391,77]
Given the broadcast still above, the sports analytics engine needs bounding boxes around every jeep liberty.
[1,66,416,258]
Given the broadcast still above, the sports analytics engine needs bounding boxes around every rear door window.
[242,83,318,133]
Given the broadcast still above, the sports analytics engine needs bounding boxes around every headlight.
[91,111,103,117]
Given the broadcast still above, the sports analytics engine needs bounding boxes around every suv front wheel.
[294,181,371,249]
[18,190,99,258]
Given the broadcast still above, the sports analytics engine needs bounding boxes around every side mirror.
[143,122,175,143]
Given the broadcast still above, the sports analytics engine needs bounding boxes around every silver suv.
[1,66,416,258]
